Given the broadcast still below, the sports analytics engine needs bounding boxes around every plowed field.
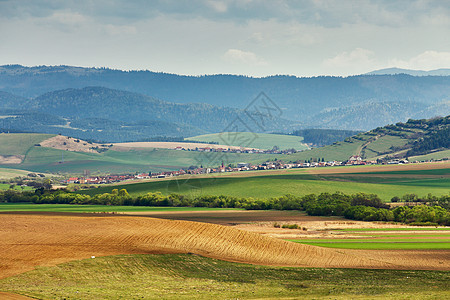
[1,213,448,280]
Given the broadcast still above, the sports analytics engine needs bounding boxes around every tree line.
[1,189,449,226]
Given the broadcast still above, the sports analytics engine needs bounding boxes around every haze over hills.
[0,87,294,142]
[1,65,449,132]
[366,68,450,76]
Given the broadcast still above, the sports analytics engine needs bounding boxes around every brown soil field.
[112,141,259,151]
[125,210,341,226]
[124,210,447,239]
[0,155,24,164]
[0,292,33,299]
[1,213,448,281]
[40,135,109,153]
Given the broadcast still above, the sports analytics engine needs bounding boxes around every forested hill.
[345,115,449,160]
[1,65,449,130]
[0,87,294,142]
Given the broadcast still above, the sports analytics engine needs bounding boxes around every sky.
[1,0,450,77]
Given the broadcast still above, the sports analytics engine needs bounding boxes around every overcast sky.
[1,0,449,77]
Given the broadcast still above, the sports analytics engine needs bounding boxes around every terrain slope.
[0,213,448,280]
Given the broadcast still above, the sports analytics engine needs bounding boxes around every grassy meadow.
[81,167,450,201]
[187,132,308,150]
[290,228,450,250]
[0,133,54,155]
[0,167,33,179]
[4,143,279,175]
[281,138,367,162]
[0,254,448,299]
[0,203,241,213]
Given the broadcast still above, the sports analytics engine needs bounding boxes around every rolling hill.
[0,87,294,142]
[1,65,449,131]
[186,132,309,150]
[282,115,450,162]
[0,116,448,176]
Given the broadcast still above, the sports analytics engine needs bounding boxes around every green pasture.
[280,139,366,162]
[0,203,241,213]
[289,240,450,250]
[411,150,450,161]
[0,133,54,155]
[335,228,450,232]
[289,227,450,249]
[0,184,32,191]
[1,254,448,299]
[21,145,285,174]
[81,169,450,200]
[4,145,279,175]
[356,234,450,238]
[186,132,308,150]
[363,135,409,159]
[0,167,32,179]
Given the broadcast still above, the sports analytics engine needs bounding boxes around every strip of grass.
[0,203,242,213]
[357,234,450,238]
[0,184,33,191]
[1,254,448,299]
[289,240,450,250]
[290,238,450,243]
[335,228,450,232]
[79,172,450,200]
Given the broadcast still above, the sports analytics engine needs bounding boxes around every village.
[63,155,412,185]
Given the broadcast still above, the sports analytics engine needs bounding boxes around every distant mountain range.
[366,68,450,76]
[0,65,449,137]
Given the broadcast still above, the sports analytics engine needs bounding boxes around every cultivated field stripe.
[0,213,449,280]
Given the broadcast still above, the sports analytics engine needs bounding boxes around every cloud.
[390,51,450,70]
[2,0,449,28]
[323,48,375,69]
[222,49,268,66]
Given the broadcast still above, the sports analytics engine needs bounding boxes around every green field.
[0,133,54,155]
[0,203,241,213]
[0,184,33,191]
[280,138,367,162]
[1,254,448,299]
[2,144,280,175]
[290,240,450,250]
[335,228,450,232]
[81,167,450,201]
[411,150,450,161]
[0,167,33,179]
[289,228,450,250]
[187,132,308,150]
[363,135,409,159]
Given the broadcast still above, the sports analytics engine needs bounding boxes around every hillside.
[186,132,309,150]
[283,115,450,162]
[0,87,294,142]
[1,65,449,130]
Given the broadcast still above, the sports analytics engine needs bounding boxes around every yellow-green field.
[187,132,308,150]
[290,228,450,250]
[1,254,448,299]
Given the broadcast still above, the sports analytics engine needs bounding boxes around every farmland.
[2,139,279,174]
[0,203,241,213]
[0,167,33,179]
[289,228,450,250]
[1,254,449,299]
[0,212,449,299]
[0,133,54,156]
[187,132,309,150]
[82,162,450,200]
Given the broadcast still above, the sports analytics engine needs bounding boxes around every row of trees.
[3,189,448,225]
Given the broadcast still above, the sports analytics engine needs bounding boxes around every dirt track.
[1,213,448,280]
